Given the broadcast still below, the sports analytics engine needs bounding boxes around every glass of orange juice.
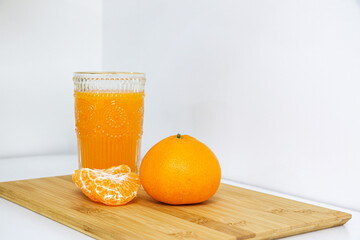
[73,72,146,172]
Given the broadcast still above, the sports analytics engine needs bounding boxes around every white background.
[0,0,102,157]
[1,0,360,211]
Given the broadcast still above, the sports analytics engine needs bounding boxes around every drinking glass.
[73,72,146,172]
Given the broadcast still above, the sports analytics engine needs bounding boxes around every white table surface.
[0,155,358,240]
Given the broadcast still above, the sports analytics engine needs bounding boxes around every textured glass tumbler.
[73,72,146,172]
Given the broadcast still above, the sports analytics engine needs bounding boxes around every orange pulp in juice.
[74,91,144,171]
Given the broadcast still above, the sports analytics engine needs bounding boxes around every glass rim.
[73,72,145,79]
[74,72,145,75]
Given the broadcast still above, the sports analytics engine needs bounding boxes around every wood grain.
[0,175,351,240]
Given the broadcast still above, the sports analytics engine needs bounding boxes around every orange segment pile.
[72,165,141,206]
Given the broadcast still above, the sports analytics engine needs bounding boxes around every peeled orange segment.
[72,165,141,206]
[90,172,140,206]
[72,168,101,202]
[104,164,131,175]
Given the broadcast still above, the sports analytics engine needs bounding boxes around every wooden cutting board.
[0,175,351,240]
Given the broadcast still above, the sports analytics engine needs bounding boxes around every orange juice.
[74,91,144,171]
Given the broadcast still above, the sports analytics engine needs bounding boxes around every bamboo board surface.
[0,175,351,240]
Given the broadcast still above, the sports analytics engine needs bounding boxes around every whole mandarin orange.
[139,134,221,205]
